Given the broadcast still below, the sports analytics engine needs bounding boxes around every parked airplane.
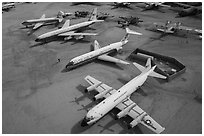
[35,8,103,42]
[64,28,142,71]
[81,58,166,134]
[136,2,170,12]
[2,2,15,12]
[147,20,202,39]
[118,16,143,28]
[22,11,66,30]
[109,2,133,9]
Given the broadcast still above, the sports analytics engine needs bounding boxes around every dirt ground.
[2,2,202,134]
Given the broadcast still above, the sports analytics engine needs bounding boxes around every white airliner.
[81,58,166,134]
[35,8,103,42]
[64,28,142,70]
[22,11,65,30]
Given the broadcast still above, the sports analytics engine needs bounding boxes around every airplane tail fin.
[133,58,166,79]
[56,11,64,22]
[88,8,97,21]
[120,27,142,42]
[88,8,104,22]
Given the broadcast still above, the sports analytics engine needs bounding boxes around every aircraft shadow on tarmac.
[71,84,143,134]
[94,60,124,70]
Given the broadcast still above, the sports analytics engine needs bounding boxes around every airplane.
[22,11,66,30]
[2,2,15,12]
[71,2,102,6]
[136,2,170,12]
[147,20,202,39]
[118,16,143,28]
[63,28,142,71]
[97,12,114,21]
[109,2,133,10]
[81,58,166,134]
[35,8,104,42]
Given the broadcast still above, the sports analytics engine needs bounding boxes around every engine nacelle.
[93,88,113,101]
[75,35,84,40]
[116,103,136,119]
[64,36,72,41]
[86,82,102,93]
[128,112,146,129]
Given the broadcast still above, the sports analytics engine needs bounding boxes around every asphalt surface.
[2,2,202,134]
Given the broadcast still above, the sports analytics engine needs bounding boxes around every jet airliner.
[64,28,142,71]
[22,11,65,30]
[35,8,103,42]
[81,58,166,134]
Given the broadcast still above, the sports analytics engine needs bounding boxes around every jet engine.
[85,82,102,93]
[127,112,146,129]
[75,35,84,40]
[116,103,136,119]
[64,36,72,41]
[116,47,123,54]
[93,88,113,101]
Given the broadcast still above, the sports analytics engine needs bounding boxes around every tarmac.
[2,2,202,134]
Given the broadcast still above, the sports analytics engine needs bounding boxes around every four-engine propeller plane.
[35,8,103,42]
[81,58,166,134]
[63,28,142,71]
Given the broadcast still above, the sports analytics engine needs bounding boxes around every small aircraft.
[147,20,202,39]
[136,2,170,12]
[109,2,133,10]
[2,2,15,12]
[74,10,90,18]
[64,28,142,71]
[118,16,143,28]
[97,12,114,20]
[35,8,103,42]
[22,11,66,30]
[81,58,166,134]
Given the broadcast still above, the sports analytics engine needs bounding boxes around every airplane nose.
[81,118,88,127]
[35,38,40,42]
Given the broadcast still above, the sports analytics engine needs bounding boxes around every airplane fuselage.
[65,40,127,70]
[36,20,96,41]
[82,69,152,126]
[22,17,59,26]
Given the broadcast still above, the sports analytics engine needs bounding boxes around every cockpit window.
[66,61,74,68]
[86,116,94,122]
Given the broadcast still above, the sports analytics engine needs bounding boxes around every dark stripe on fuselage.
[65,49,117,70]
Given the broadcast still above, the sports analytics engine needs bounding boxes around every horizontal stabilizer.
[149,71,166,79]
[126,27,142,35]
[98,54,130,65]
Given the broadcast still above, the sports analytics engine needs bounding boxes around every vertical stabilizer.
[88,8,97,21]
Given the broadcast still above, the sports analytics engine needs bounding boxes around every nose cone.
[81,118,88,127]
[35,38,40,42]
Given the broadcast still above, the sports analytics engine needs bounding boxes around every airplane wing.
[32,14,46,30]
[84,75,117,98]
[33,22,44,30]
[58,32,98,36]
[116,98,165,134]
[98,54,130,65]
[62,19,70,29]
